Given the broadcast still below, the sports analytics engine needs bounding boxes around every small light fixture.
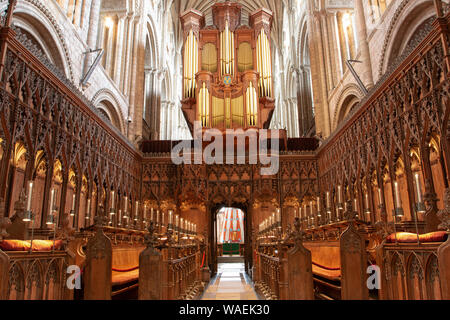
[23,211,33,222]
[46,214,55,225]
[104,16,114,29]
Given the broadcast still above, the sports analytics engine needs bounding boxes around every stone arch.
[91,89,126,135]
[295,15,315,137]
[379,0,437,77]
[145,17,159,68]
[3,0,75,81]
[333,84,364,131]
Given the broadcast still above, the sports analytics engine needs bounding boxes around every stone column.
[354,0,374,88]
[307,0,331,137]
[128,17,146,143]
[113,13,127,85]
[83,0,102,76]
[326,12,339,86]
[290,98,300,137]
[320,10,334,92]
[105,19,115,77]
[122,15,135,95]
[73,0,83,26]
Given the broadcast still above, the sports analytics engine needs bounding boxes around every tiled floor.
[201,263,260,300]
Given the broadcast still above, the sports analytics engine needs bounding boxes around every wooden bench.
[83,225,146,300]
[111,245,145,298]
[304,241,341,300]
[377,231,449,300]
[0,239,73,300]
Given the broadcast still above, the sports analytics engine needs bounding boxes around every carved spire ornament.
[285,217,305,248]
[343,200,358,222]
[144,221,160,250]
[0,198,11,240]
[437,188,450,232]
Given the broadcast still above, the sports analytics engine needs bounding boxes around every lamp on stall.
[168,210,173,230]
[118,209,122,227]
[46,189,57,226]
[70,193,76,217]
[110,191,116,216]
[364,193,371,220]
[123,196,129,219]
[337,185,344,210]
[317,196,322,218]
[393,181,404,217]
[134,201,139,222]
[326,191,332,224]
[180,217,184,237]
[414,173,426,214]
[23,181,34,222]
[85,198,91,221]
[23,182,35,253]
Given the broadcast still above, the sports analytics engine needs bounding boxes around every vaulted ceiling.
[168,0,285,50]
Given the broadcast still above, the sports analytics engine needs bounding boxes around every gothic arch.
[4,0,75,81]
[145,17,159,68]
[92,89,126,135]
[333,84,364,131]
[379,0,437,77]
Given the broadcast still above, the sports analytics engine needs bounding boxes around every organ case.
[180,2,275,133]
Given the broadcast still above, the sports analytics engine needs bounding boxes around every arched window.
[298,23,315,137]
[96,100,123,133]
[56,0,85,27]
[368,0,393,22]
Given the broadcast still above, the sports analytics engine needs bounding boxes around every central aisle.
[201,263,260,300]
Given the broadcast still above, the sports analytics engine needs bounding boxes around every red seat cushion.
[112,269,139,286]
[312,262,341,281]
[386,231,448,243]
[0,239,64,251]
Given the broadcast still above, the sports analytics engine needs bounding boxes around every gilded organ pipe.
[183,30,198,99]
[256,30,272,98]
[221,20,235,76]
[246,82,258,127]
[199,82,210,127]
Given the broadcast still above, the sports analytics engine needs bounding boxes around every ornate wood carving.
[286,218,314,300]
[339,201,369,300]
[84,214,112,300]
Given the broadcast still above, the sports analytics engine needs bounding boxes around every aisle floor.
[201,263,260,300]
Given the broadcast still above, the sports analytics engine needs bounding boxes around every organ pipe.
[220,20,235,76]
[256,30,272,98]
[184,30,198,98]
[199,82,210,127]
[246,82,258,127]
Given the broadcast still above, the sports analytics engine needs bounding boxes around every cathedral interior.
[0,0,450,302]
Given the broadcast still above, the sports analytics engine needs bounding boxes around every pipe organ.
[180,3,275,132]
[183,30,198,99]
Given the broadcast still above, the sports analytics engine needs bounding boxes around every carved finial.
[0,198,11,240]
[374,220,394,240]
[344,200,357,221]
[94,207,108,228]
[56,211,74,241]
[166,228,175,246]
[437,188,450,232]
[287,217,304,247]
[144,221,159,249]
[13,190,26,219]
